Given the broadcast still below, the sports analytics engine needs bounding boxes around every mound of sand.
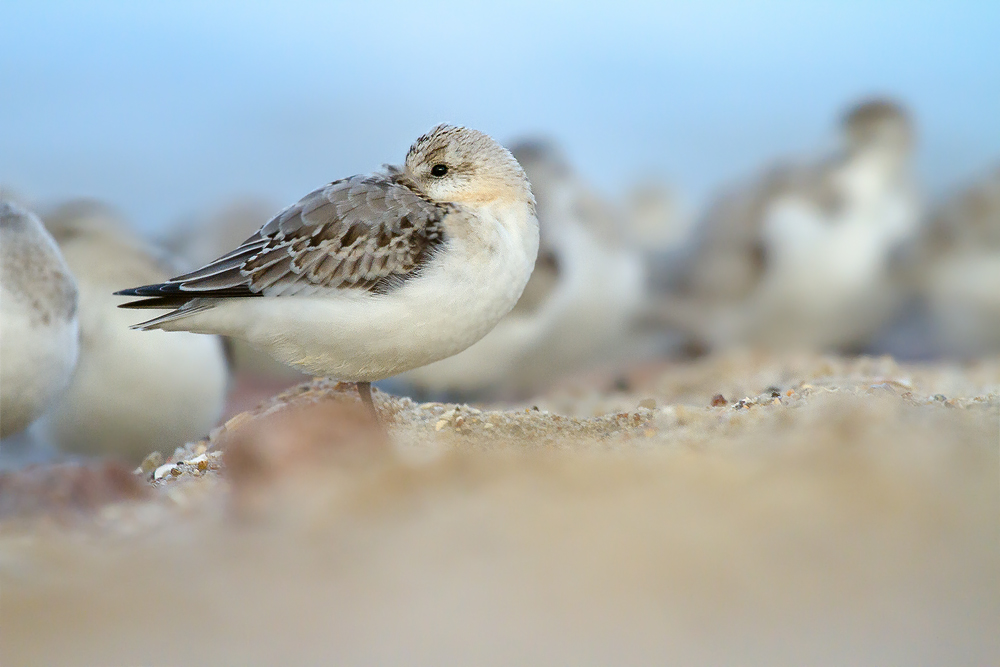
[2,352,998,665]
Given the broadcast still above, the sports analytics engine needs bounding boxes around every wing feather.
[117,171,450,308]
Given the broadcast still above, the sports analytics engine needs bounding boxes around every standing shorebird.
[117,125,540,418]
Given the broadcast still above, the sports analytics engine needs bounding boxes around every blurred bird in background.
[31,201,229,463]
[0,202,79,439]
[396,140,652,400]
[624,181,691,257]
[663,98,922,353]
[911,165,1000,358]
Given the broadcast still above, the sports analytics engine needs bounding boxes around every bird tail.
[115,280,258,330]
[124,301,213,331]
[113,284,212,331]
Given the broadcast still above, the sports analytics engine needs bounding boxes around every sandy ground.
[1,351,998,666]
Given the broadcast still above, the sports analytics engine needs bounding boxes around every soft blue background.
[3,1,998,231]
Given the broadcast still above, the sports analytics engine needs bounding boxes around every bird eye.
[430,164,448,177]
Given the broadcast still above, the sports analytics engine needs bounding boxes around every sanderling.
[0,202,79,439]
[671,98,921,351]
[916,165,1000,356]
[34,201,229,462]
[117,125,540,417]
[399,140,648,398]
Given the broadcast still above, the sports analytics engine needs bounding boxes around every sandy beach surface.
[2,351,998,665]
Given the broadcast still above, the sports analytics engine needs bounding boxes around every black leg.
[356,381,379,422]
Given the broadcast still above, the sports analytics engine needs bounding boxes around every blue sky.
[2,1,998,231]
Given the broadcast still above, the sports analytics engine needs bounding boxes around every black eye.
[430,164,448,177]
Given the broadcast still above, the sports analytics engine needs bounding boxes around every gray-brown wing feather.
[119,173,449,304]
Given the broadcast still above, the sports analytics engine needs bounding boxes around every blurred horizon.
[3,1,998,232]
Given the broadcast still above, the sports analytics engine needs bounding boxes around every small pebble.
[153,463,178,481]
[139,451,164,475]
[224,412,252,432]
[711,394,727,407]
[674,405,693,425]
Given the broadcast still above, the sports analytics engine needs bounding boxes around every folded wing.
[117,171,450,311]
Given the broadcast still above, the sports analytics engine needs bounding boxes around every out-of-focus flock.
[2,97,998,464]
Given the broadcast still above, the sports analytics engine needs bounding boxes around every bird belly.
[182,204,539,381]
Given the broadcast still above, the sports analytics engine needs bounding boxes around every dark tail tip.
[114,283,174,297]
[114,283,183,309]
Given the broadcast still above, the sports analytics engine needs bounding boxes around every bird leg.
[356,381,379,422]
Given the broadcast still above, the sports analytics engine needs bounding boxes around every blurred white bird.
[915,165,1000,357]
[33,201,229,462]
[0,202,79,439]
[668,98,922,351]
[397,141,649,398]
